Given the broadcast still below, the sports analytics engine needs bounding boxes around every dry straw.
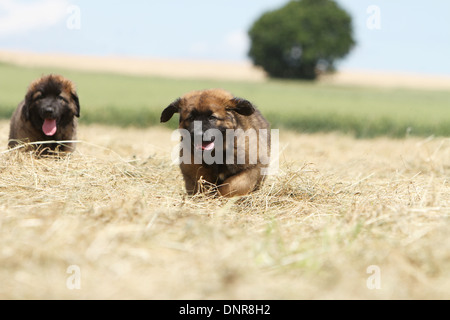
[0,123,448,299]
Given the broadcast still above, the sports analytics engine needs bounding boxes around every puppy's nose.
[43,107,54,118]
[193,121,204,139]
[203,130,216,142]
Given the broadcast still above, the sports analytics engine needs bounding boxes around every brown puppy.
[8,74,80,154]
[161,89,271,197]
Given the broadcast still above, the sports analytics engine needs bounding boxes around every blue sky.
[1,0,449,75]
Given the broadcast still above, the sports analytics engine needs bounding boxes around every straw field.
[0,121,448,299]
[0,54,449,300]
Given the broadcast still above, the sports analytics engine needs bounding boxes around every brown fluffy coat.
[8,74,80,154]
[161,89,271,197]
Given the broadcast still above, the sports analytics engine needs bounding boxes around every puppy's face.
[23,75,80,137]
[161,89,255,151]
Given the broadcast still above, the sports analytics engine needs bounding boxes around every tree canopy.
[248,0,355,80]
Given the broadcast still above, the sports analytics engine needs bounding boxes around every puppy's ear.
[21,91,34,121]
[71,92,80,118]
[160,98,181,123]
[21,102,30,121]
[229,97,255,116]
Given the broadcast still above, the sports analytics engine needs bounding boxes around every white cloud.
[223,30,250,55]
[0,0,70,37]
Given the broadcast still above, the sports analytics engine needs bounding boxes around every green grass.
[1,62,449,138]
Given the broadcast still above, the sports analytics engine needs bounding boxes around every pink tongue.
[42,119,57,136]
[202,141,215,151]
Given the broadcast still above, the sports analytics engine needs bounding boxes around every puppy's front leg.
[180,163,216,195]
[218,167,262,197]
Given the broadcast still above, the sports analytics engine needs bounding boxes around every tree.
[248,0,355,80]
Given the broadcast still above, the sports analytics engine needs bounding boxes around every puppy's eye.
[57,96,67,103]
[209,115,218,121]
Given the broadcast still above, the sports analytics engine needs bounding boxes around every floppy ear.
[21,102,30,121]
[71,92,80,118]
[229,97,255,116]
[160,98,181,123]
[21,92,34,121]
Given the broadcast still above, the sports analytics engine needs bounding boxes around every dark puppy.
[161,89,271,197]
[8,74,80,154]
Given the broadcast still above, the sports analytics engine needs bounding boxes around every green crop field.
[0,62,449,138]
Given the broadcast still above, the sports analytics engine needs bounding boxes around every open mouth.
[42,119,57,136]
[200,141,215,151]
[194,137,216,151]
